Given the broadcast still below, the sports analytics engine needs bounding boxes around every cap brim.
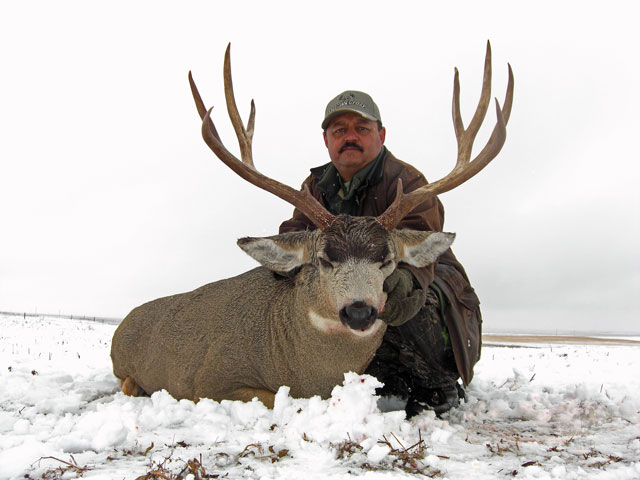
[321,108,378,129]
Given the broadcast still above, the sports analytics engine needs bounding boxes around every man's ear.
[323,130,329,148]
[379,126,386,144]
[391,230,455,268]
[237,230,315,272]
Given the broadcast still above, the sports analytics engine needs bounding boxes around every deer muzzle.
[339,301,378,331]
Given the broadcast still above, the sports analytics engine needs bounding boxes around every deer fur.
[111,216,454,407]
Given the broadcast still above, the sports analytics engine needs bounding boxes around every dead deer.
[111,42,513,408]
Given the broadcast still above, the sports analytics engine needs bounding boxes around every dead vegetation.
[27,456,93,479]
[23,429,631,478]
[485,431,629,476]
[482,334,640,346]
[332,431,443,477]
[136,454,223,480]
[127,431,443,478]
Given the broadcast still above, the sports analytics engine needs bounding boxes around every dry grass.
[27,456,93,479]
[482,334,640,346]
[332,431,443,477]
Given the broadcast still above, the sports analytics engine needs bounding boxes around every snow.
[1,314,639,479]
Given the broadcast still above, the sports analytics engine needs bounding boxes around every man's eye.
[358,127,370,133]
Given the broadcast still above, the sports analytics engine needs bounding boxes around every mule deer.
[111,42,513,408]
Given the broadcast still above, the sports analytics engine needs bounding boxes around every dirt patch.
[482,334,640,346]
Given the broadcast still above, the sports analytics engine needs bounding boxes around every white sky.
[1,1,638,333]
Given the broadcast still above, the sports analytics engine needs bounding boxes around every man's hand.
[378,268,427,326]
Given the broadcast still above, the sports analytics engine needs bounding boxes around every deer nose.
[339,301,378,331]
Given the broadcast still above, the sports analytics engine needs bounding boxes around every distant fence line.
[0,311,122,325]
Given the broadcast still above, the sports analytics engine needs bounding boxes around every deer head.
[237,216,454,332]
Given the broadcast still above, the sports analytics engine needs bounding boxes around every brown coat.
[279,149,482,385]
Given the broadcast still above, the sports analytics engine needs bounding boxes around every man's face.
[323,112,386,181]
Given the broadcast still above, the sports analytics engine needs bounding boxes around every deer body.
[112,267,385,404]
[112,217,455,406]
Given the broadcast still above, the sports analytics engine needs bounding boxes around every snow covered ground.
[1,314,638,479]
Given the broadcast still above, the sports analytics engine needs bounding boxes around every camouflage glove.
[378,268,427,326]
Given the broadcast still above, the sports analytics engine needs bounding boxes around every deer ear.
[392,230,456,267]
[237,230,315,272]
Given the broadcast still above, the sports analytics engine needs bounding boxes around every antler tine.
[377,43,514,231]
[190,47,336,231]
[223,44,255,169]
[201,108,334,229]
[502,63,514,123]
[471,64,513,168]
[454,40,493,163]
[189,70,222,142]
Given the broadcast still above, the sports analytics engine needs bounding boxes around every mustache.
[339,142,364,153]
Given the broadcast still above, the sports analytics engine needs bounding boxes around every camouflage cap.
[321,90,382,130]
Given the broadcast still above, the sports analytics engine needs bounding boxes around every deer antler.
[189,44,336,230]
[376,41,514,231]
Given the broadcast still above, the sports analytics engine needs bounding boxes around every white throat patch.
[308,310,384,337]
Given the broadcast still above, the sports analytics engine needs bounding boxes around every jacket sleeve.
[433,249,482,386]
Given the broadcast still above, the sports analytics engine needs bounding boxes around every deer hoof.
[121,376,143,396]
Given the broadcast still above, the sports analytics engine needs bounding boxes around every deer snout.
[339,301,378,331]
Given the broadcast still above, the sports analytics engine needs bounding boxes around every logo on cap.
[327,93,369,114]
[322,90,381,129]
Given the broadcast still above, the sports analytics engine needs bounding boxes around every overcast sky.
[1,1,638,333]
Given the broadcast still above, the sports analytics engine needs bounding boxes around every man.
[279,91,482,416]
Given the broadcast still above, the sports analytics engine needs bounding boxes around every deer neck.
[257,268,386,398]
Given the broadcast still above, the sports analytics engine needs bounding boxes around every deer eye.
[319,258,334,270]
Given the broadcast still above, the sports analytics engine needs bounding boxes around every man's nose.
[344,127,359,141]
